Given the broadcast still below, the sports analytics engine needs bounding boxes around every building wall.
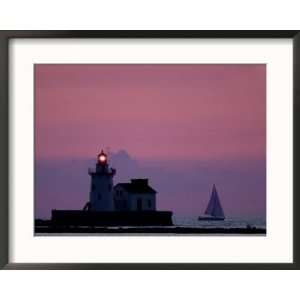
[113,186,130,211]
[90,174,114,211]
[128,193,156,211]
[113,186,156,211]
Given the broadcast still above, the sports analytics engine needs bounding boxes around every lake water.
[173,215,266,229]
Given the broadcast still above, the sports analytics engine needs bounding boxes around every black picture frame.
[0,30,299,270]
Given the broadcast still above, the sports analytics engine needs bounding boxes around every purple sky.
[35,64,266,219]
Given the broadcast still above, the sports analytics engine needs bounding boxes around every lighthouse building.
[88,150,116,211]
[114,179,156,211]
[49,149,173,228]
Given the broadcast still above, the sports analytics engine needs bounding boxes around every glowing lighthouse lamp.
[98,151,107,164]
[88,149,116,211]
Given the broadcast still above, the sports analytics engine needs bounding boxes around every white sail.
[204,184,225,219]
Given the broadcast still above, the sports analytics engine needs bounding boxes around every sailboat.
[198,184,225,221]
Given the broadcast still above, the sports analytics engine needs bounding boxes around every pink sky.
[35,64,265,162]
[35,64,266,218]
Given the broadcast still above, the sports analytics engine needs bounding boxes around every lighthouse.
[46,148,173,230]
[88,150,116,211]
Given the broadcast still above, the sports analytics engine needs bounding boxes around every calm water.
[173,215,266,229]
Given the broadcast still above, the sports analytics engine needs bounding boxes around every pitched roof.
[115,181,156,194]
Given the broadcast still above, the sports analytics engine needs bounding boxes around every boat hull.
[198,216,225,221]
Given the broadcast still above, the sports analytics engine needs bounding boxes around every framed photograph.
[0,31,299,269]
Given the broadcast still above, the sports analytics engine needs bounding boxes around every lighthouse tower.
[88,150,116,211]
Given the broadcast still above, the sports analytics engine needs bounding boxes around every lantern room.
[97,149,107,165]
